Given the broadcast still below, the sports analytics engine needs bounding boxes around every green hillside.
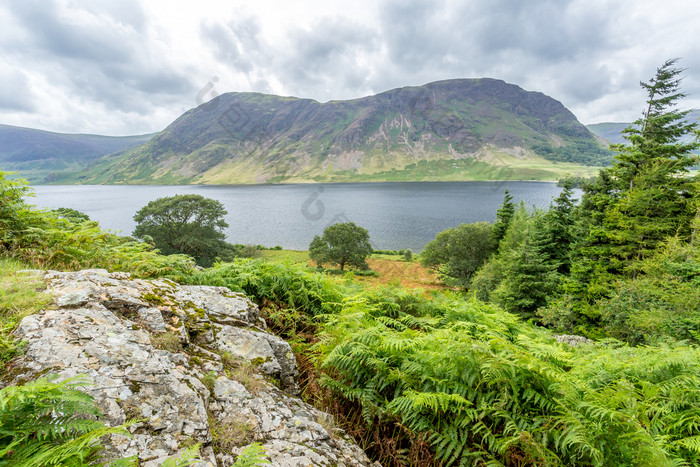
[0,124,155,183]
[58,79,610,185]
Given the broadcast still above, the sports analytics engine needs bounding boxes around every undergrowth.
[0,172,195,280]
[186,259,700,467]
[0,258,52,364]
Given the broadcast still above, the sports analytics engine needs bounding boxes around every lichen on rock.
[5,269,373,466]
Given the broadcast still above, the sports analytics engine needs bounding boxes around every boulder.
[6,269,373,466]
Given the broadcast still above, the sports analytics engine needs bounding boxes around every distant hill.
[59,78,609,185]
[587,110,700,147]
[0,125,155,182]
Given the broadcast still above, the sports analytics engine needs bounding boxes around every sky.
[1,0,699,136]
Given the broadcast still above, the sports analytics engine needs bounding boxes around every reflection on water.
[31,181,572,251]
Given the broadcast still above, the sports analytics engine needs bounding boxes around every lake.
[30,182,571,251]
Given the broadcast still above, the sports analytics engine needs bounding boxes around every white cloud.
[0,0,698,135]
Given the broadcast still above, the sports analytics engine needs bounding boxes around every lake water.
[30,182,570,251]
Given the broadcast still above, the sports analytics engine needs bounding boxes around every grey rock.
[214,325,299,395]
[554,334,594,346]
[138,307,166,332]
[6,270,372,467]
[56,291,90,307]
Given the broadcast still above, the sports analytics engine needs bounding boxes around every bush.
[0,171,195,280]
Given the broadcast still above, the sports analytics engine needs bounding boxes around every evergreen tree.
[612,58,698,190]
[575,59,699,283]
[471,204,530,301]
[492,189,515,244]
[539,179,576,274]
[493,214,560,318]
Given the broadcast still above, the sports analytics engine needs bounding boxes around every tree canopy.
[133,194,234,267]
[309,222,373,271]
[421,222,496,290]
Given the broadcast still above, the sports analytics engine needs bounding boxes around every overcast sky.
[1,0,699,135]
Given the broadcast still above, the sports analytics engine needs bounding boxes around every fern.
[0,374,135,467]
[161,445,203,467]
[233,443,271,466]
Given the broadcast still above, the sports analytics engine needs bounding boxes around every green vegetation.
[0,374,134,466]
[185,259,700,466]
[231,444,270,466]
[309,222,373,271]
[0,259,52,364]
[1,60,699,467]
[133,194,236,267]
[0,173,195,279]
[421,222,496,289]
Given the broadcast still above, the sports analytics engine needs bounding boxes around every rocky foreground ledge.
[5,269,374,467]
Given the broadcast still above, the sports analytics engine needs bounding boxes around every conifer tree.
[574,59,699,284]
[492,189,515,245]
[493,214,560,318]
[539,179,576,274]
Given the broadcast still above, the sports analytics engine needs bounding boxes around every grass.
[257,249,445,292]
[150,331,183,353]
[258,249,309,264]
[209,416,256,453]
[357,257,445,291]
[0,257,53,363]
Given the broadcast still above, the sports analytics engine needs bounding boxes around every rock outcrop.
[6,269,373,466]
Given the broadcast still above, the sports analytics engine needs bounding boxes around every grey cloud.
[7,1,134,63]
[4,0,192,115]
[282,17,378,90]
[200,17,268,74]
[0,69,35,112]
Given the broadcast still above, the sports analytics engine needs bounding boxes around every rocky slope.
[62,79,609,185]
[4,269,373,466]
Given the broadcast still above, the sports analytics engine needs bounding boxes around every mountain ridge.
[6,78,614,184]
[62,78,607,184]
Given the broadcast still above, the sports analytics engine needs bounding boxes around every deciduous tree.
[309,222,373,271]
[421,222,496,290]
[133,194,233,267]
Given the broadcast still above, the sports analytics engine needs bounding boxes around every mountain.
[58,79,610,185]
[587,110,700,146]
[0,124,155,182]
[585,122,629,145]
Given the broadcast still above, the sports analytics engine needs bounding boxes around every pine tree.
[575,59,699,282]
[612,58,698,190]
[494,215,560,318]
[540,179,576,274]
[492,189,515,245]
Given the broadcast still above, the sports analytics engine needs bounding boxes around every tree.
[309,222,373,271]
[133,194,233,267]
[421,222,496,290]
[573,60,699,281]
[538,179,576,274]
[492,189,515,244]
[611,58,698,190]
[493,215,560,318]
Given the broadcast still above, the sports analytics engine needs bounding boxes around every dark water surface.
[31,182,570,251]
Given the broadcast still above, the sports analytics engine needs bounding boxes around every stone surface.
[554,334,594,346]
[6,269,373,466]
